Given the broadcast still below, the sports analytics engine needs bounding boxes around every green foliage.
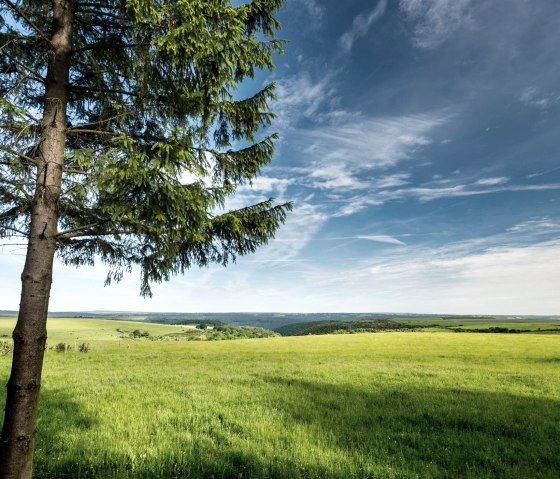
[0,340,12,357]
[169,324,279,341]
[54,342,68,353]
[0,0,291,295]
[454,327,525,334]
[131,329,151,339]
[78,343,90,353]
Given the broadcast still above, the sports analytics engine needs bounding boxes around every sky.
[2,0,560,315]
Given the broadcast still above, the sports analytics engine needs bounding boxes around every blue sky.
[2,0,560,314]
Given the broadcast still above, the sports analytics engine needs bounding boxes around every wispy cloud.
[252,201,327,263]
[237,176,293,196]
[265,231,560,314]
[394,183,560,202]
[273,72,334,132]
[332,180,560,218]
[292,0,325,28]
[309,163,369,191]
[519,86,559,110]
[376,173,411,188]
[357,235,406,246]
[507,217,560,235]
[475,177,510,186]
[302,112,447,172]
[339,0,388,52]
[399,0,474,49]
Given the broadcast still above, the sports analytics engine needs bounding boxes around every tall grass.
[0,330,559,478]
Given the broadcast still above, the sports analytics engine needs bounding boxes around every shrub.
[1,340,13,357]
[79,343,90,353]
[131,329,150,338]
[55,342,68,353]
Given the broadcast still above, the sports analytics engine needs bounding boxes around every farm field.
[0,320,559,478]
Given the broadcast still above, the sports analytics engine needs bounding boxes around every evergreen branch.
[0,204,28,221]
[0,146,38,165]
[75,1,124,8]
[58,228,135,239]
[62,168,90,175]
[3,53,44,82]
[72,42,147,54]
[0,106,40,124]
[0,225,28,237]
[75,8,125,21]
[66,129,117,136]
[68,113,130,129]
[0,179,33,202]
[56,219,112,239]
[1,0,52,45]
[69,85,168,101]
[0,37,15,53]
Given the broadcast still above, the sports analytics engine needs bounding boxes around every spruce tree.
[0,1,290,476]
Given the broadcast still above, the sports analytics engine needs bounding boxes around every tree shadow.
[259,376,560,478]
[0,385,98,477]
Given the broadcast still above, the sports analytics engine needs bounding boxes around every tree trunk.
[0,2,74,477]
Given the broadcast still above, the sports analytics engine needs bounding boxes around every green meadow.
[1,318,559,478]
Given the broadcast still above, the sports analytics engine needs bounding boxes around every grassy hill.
[0,317,278,347]
[0,317,559,478]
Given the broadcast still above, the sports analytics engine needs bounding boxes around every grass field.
[0,317,192,346]
[0,318,559,478]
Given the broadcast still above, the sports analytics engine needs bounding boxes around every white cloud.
[245,232,560,314]
[339,0,388,52]
[357,235,406,246]
[475,177,510,186]
[400,0,474,49]
[327,233,560,314]
[422,241,560,313]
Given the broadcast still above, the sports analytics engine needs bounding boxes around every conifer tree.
[0,1,290,476]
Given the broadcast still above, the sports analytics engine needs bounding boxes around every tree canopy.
[0,0,291,295]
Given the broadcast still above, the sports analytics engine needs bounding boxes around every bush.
[196,323,208,330]
[131,329,150,338]
[1,340,12,357]
[55,342,68,353]
[79,343,90,353]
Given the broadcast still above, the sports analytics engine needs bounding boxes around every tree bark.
[0,2,74,477]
